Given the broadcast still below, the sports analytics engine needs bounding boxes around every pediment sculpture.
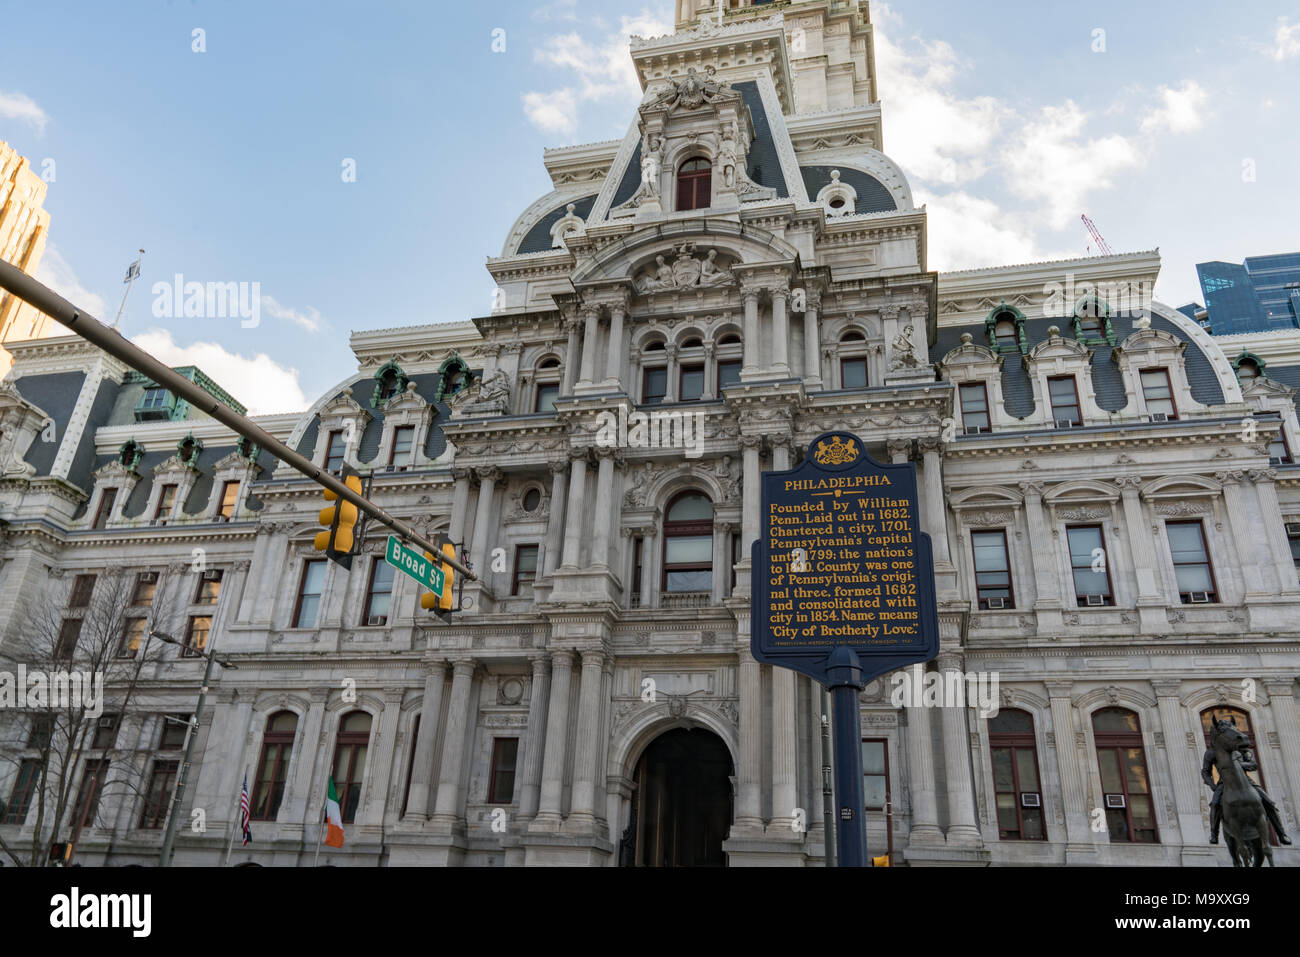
[654,67,731,113]
[635,244,735,294]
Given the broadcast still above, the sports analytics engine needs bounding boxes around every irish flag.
[324,777,345,848]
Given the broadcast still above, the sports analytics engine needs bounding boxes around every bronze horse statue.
[1208,717,1274,867]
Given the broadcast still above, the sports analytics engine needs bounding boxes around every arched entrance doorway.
[624,728,733,867]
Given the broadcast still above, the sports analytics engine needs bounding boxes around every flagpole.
[223,765,249,867]
[112,248,145,329]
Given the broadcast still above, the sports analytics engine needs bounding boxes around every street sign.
[386,535,445,594]
[751,430,940,685]
[751,430,940,866]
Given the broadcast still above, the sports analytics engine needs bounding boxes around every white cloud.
[261,294,322,333]
[918,189,1069,272]
[1271,17,1300,61]
[1140,80,1209,134]
[531,0,578,22]
[522,10,673,140]
[32,243,107,317]
[0,91,49,133]
[131,328,309,415]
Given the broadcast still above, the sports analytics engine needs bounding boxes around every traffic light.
[314,465,363,569]
[872,854,891,867]
[420,535,457,619]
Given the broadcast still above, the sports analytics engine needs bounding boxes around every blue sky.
[2,0,1297,413]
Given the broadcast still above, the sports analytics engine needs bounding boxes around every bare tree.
[0,567,178,867]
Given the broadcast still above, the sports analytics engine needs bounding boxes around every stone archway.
[623,727,734,867]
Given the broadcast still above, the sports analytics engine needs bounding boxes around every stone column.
[903,696,942,845]
[605,299,626,388]
[1216,470,1265,595]
[591,449,616,569]
[735,640,764,830]
[1118,478,1161,603]
[562,318,581,395]
[577,305,600,389]
[702,343,717,400]
[560,451,588,569]
[1264,679,1300,834]
[470,467,499,591]
[252,528,290,625]
[768,665,798,834]
[1250,469,1300,593]
[361,687,406,826]
[803,291,822,385]
[1152,679,1203,844]
[917,439,952,567]
[518,656,551,820]
[448,468,473,547]
[741,286,760,377]
[284,689,329,824]
[888,438,911,466]
[711,522,733,603]
[237,534,271,622]
[771,286,790,375]
[404,659,448,819]
[1020,482,1060,606]
[543,457,569,576]
[938,651,980,844]
[430,659,477,828]
[566,649,606,832]
[1046,681,1094,844]
[530,649,574,830]
[641,529,658,609]
[741,435,763,555]
[664,343,680,403]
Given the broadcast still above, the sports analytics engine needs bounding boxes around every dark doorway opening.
[627,728,733,867]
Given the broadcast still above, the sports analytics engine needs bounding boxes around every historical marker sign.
[751,431,940,686]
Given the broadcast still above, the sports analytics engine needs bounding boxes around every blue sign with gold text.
[751,431,940,685]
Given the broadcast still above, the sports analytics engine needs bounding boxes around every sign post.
[751,431,940,866]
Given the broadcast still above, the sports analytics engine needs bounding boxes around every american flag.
[239,775,253,846]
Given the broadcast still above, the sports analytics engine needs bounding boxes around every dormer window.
[676,158,712,212]
[137,386,174,422]
[1237,359,1260,384]
[371,359,409,407]
[119,439,144,470]
[986,303,1028,355]
[995,319,1018,350]
[1071,295,1115,344]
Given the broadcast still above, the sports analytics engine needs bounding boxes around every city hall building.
[2,0,1300,867]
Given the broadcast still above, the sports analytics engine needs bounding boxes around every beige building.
[0,140,56,377]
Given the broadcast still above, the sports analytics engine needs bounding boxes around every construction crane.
[1081,214,1114,256]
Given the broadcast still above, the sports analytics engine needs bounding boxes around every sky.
[2,0,1297,414]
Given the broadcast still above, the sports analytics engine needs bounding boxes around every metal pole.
[112,249,144,328]
[826,647,867,867]
[159,648,216,867]
[0,259,475,581]
[820,686,836,867]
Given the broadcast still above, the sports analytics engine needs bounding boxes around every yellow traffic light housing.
[419,535,457,618]
[314,465,363,569]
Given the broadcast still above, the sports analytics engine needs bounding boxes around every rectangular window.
[663,534,713,593]
[534,384,559,413]
[1140,368,1178,419]
[1048,376,1082,426]
[643,367,668,405]
[972,530,1014,610]
[183,616,212,657]
[132,573,158,607]
[293,560,327,628]
[218,480,240,519]
[389,425,415,467]
[93,488,118,528]
[679,365,705,402]
[364,559,395,625]
[862,739,889,812]
[512,544,539,596]
[28,716,53,750]
[324,430,346,473]
[195,569,223,604]
[92,715,119,750]
[138,760,179,829]
[158,715,190,751]
[1067,525,1113,606]
[631,536,643,603]
[841,357,868,390]
[1167,521,1217,603]
[1289,523,1300,570]
[718,360,742,390]
[1270,431,1293,466]
[73,760,109,830]
[69,574,97,608]
[153,484,177,523]
[56,618,82,662]
[119,617,147,659]
[2,759,40,825]
[488,738,520,805]
[140,387,170,412]
[959,383,992,433]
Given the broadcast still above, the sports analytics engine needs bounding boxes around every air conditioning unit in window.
[1287,523,1300,537]
[986,597,1007,610]
[1086,594,1106,607]
[1105,794,1126,809]
[1188,591,1212,604]
[384,465,395,472]
[139,572,158,584]
[97,716,116,729]
[367,615,388,626]
[1149,413,1170,423]
[1271,457,1287,467]
[202,570,222,581]
[1021,793,1042,808]
[964,426,984,436]
[1055,419,1081,429]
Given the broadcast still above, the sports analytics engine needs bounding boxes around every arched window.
[641,339,668,404]
[534,355,562,412]
[662,491,714,594]
[1076,298,1104,337]
[251,711,298,821]
[676,158,712,212]
[994,319,1018,350]
[715,331,743,391]
[988,709,1046,841]
[678,336,706,402]
[332,711,372,824]
[1237,358,1260,384]
[1092,708,1158,844]
[372,360,408,406]
[839,329,869,390]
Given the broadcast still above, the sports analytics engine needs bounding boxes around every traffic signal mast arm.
[0,259,476,581]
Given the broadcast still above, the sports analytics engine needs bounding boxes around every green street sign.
[386,535,445,594]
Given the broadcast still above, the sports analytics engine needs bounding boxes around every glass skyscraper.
[1192,252,1300,335]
